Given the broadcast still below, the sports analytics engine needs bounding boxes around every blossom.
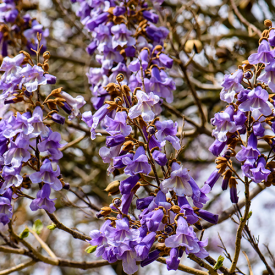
[165,216,205,255]
[38,131,63,160]
[1,166,22,194]
[105,111,132,136]
[236,133,260,164]
[123,146,151,176]
[58,91,86,120]
[3,112,33,138]
[29,159,62,191]
[239,86,272,119]
[251,157,271,183]
[4,134,31,168]
[220,69,243,103]
[128,90,161,122]
[0,188,12,225]
[258,60,275,92]
[20,64,47,93]
[155,120,180,150]
[28,106,49,137]
[82,104,109,140]
[30,184,56,213]
[167,248,180,271]
[160,162,193,196]
[248,39,275,64]
[111,24,135,49]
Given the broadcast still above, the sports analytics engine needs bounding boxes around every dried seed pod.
[185,39,203,54]
[105,180,120,193]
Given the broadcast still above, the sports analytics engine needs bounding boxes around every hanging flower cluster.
[207,21,275,203]
[83,72,218,274]
[0,0,48,56]
[72,0,175,110]
[0,40,86,225]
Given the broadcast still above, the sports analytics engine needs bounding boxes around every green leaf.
[247,211,252,220]
[47,224,56,231]
[33,220,43,235]
[85,246,97,254]
[214,255,224,270]
[19,228,29,239]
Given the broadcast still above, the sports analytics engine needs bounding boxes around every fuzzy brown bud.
[264,19,272,27]
[185,39,202,54]
[105,180,120,193]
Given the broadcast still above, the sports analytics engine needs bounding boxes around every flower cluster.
[0,48,85,225]
[72,0,175,110]
[83,70,218,273]
[207,25,275,202]
[0,0,48,56]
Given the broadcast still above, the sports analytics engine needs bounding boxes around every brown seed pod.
[264,19,272,27]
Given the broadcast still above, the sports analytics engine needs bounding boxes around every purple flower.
[236,133,260,163]
[4,134,31,168]
[167,248,180,271]
[141,250,160,267]
[149,67,175,103]
[106,218,140,244]
[1,166,22,194]
[20,64,47,93]
[111,24,135,49]
[258,61,275,92]
[209,139,226,156]
[123,146,151,176]
[145,209,164,231]
[38,131,63,160]
[29,159,62,191]
[269,29,275,47]
[30,184,56,213]
[128,90,161,122]
[253,122,265,137]
[220,69,243,103]
[0,188,12,225]
[128,49,149,72]
[82,104,109,140]
[119,175,139,195]
[45,74,56,84]
[117,245,138,275]
[28,106,49,137]
[239,86,272,119]
[165,216,201,254]
[143,11,159,23]
[212,105,242,142]
[160,162,192,196]
[197,209,218,224]
[152,150,167,166]
[136,196,154,210]
[204,169,220,189]
[3,112,34,138]
[155,120,180,150]
[251,157,270,183]
[106,134,125,147]
[105,111,132,136]
[248,40,275,64]
[135,232,156,260]
[58,91,86,120]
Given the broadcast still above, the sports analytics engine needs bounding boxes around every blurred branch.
[0,260,36,275]
[157,257,208,275]
[230,0,261,37]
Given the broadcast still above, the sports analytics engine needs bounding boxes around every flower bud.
[171,205,181,213]
[100,207,112,216]
[116,73,124,82]
[105,180,120,193]
[264,19,272,27]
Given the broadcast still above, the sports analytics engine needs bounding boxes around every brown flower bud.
[116,73,124,83]
[122,140,135,151]
[105,180,120,193]
[100,207,112,216]
[171,205,181,213]
[264,19,272,27]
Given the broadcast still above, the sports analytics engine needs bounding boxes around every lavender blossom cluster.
[0,0,48,56]
[72,0,175,110]
[0,52,85,225]
[207,28,275,203]
[83,76,218,273]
